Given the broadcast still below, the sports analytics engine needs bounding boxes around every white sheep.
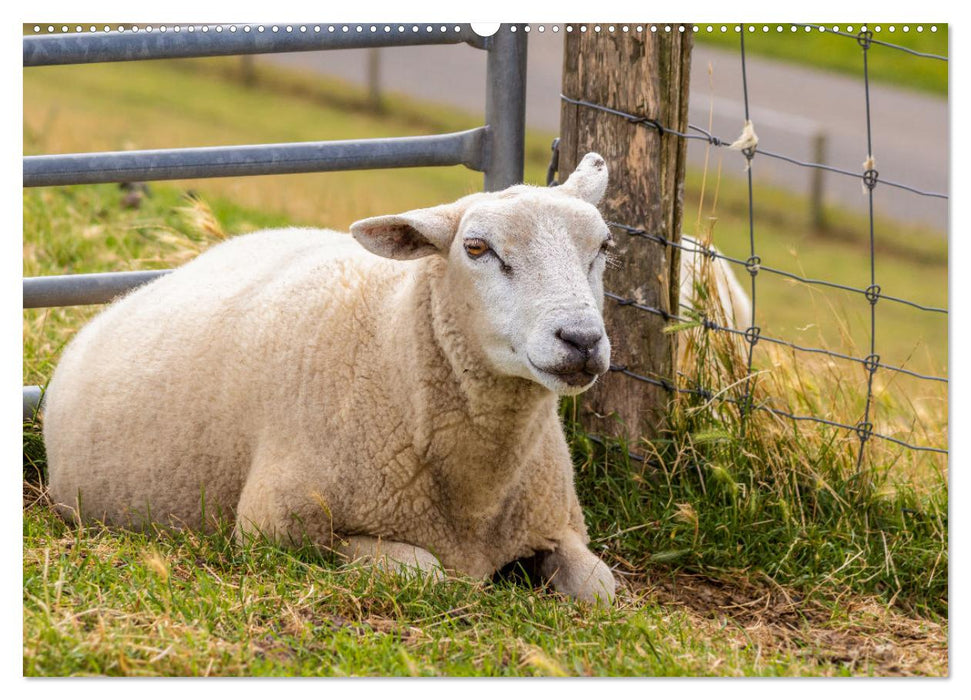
[43,153,753,606]
[44,154,621,604]
[678,236,753,336]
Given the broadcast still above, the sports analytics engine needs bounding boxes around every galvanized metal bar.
[483,25,527,191]
[24,24,487,67]
[23,386,42,421]
[24,270,171,308]
[24,128,488,187]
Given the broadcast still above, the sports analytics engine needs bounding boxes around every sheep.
[678,236,753,338]
[673,236,754,388]
[44,153,620,605]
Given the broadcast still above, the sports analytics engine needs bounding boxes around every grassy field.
[695,24,948,95]
[24,491,945,676]
[23,56,948,676]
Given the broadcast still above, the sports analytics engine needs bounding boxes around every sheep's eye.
[591,236,614,273]
[464,238,490,258]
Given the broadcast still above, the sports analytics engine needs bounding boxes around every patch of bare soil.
[628,572,947,676]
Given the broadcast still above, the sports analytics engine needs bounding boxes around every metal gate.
[22,23,528,418]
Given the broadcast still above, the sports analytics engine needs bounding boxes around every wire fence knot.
[729,119,759,157]
[863,354,880,374]
[738,393,756,416]
[855,421,874,442]
[863,168,879,190]
[745,255,761,276]
[857,30,873,50]
[744,326,762,346]
[701,316,719,332]
[626,114,664,134]
[864,284,881,304]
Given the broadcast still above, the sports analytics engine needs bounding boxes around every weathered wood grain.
[560,27,692,441]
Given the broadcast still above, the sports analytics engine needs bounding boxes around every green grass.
[695,24,948,96]
[23,423,946,677]
[25,501,869,677]
[23,56,948,676]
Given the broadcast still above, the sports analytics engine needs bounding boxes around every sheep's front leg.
[539,531,616,605]
[335,535,445,581]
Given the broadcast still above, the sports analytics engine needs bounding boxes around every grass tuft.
[566,234,948,619]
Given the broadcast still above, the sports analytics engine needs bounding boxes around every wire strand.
[559,94,949,201]
[605,288,947,383]
[606,222,948,314]
[603,363,947,455]
[791,24,948,61]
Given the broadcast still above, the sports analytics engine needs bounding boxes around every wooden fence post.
[367,48,385,113]
[239,54,256,86]
[810,130,828,230]
[559,25,692,443]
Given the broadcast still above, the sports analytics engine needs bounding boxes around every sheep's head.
[350,153,612,396]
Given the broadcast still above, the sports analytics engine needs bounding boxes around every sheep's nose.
[556,326,603,354]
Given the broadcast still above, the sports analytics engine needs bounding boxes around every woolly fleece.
[44,156,620,603]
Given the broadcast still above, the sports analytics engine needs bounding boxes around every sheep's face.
[351,153,612,396]
[443,185,612,396]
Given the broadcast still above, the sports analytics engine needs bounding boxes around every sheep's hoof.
[377,550,446,583]
[557,558,616,606]
[539,541,617,606]
[337,535,445,582]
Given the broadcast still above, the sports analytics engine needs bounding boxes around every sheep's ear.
[350,204,459,260]
[558,152,608,206]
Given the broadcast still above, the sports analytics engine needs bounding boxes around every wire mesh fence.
[561,24,948,460]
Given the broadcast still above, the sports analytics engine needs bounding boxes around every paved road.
[263,32,948,231]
